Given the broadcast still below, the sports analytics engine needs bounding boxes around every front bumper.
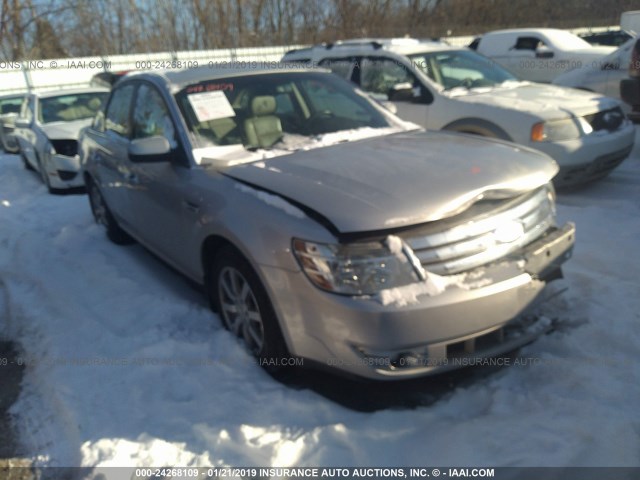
[263,223,575,380]
[45,153,84,189]
[531,121,635,187]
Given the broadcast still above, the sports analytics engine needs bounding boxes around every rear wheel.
[210,246,287,369]
[86,177,135,245]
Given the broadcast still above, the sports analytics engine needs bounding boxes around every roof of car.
[283,38,457,58]
[481,28,570,36]
[125,64,321,91]
[35,87,110,98]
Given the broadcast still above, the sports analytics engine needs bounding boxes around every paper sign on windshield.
[188,91,236,122]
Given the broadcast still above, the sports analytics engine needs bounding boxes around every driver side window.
[105,85,135,137]
[360,57,417,99]
[514,36,544,51]
[132,84,177,148]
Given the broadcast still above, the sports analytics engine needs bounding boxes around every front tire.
[86,177,135,245]
[210,246,287,368]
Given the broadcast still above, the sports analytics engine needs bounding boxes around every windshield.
[175,71,393,151]
[39,92,107,124]
[409,50,518,90]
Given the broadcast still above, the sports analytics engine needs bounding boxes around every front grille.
[402,186,554,275]
[50,139,78,157]
[583,107,625,132]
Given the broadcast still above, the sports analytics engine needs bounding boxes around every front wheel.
[210,246,287,368]
[86,177,135,245]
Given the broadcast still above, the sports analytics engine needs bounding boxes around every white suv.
[282,38,635,187]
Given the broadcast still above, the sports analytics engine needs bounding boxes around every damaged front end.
[45,139,83,186]
[288,182,575,379]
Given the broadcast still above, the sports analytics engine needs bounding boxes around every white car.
[470,28,614,83]
[283,38,635,187]
[553,36,638,103]
[14,88,108,192]
[0,93,24,153]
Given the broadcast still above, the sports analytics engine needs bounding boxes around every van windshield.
[409,50,518,90]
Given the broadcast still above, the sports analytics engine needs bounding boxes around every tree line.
[1,0,638,61]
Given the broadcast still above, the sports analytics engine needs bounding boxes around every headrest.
[88,98,102,110]
[251,96,277,116]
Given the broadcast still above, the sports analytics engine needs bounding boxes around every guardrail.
[0,45,302,96]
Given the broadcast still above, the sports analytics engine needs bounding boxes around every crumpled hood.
[41,118,93,140]
[225,130,558,234]
[456,83,620,119]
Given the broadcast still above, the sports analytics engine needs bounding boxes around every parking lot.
[0,124,639,468]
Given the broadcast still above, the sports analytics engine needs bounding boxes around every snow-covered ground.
[1,129,639,472]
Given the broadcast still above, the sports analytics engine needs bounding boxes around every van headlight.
[292,238,419,295]
[531,118,582,142]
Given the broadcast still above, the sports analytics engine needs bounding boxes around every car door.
[90,83,138,228]
[126,82,195,268]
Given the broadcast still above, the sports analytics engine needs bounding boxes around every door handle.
[182,200,200,213]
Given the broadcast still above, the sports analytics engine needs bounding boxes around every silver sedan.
[81,66,575,380]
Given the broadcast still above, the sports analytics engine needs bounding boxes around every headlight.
[531,118,582,142]
[292,237,420,295]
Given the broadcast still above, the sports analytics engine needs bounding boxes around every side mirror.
[128,136,171,162]
[388,82,414,102]
[14,118,30,129]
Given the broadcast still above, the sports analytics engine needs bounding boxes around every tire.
[210,246,287,369]
[86,177,135,245]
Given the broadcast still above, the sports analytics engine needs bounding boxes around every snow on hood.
[223,130,558,234]
[447,83,620,119]
[41,118,94,140]
[571,46,616,57]
[193,127,411,167]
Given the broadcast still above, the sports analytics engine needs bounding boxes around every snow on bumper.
[46,153,84,189]
[262,223,575,380]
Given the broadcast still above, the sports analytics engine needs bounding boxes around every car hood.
[224,130,558,234]
[454,83,620,119]
[41,118,93,140]
[569,46,616,57]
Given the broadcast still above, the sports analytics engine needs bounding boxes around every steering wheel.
[461,78,477,89]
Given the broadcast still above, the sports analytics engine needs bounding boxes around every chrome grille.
[403,186,555,275]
